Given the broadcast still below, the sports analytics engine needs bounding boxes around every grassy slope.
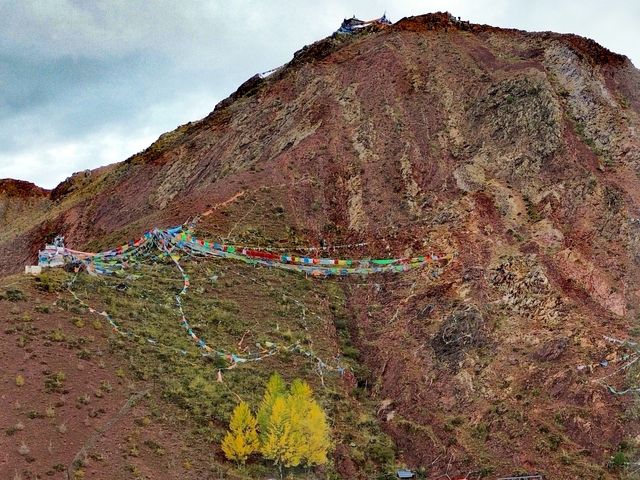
[2,256,400,479]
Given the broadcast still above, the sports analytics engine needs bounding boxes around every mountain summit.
[2,12,640,479]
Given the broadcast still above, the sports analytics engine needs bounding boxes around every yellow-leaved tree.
[260,395,305,472]
[289,379,330,467]
[300,397,330,466]
[221,401,260,464]
[259,374,331,473]
[257,372,286,441]
[221,373,331,476]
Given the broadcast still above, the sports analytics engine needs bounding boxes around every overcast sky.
[1,0,638,189]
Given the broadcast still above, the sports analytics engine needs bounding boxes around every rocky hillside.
[2,12,640,479]
[0,179,49,235]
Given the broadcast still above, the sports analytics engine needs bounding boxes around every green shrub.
[610,451,627,469]
[5,288,25,301]
[367,437,395,465]
[35,273,64,292]
[342,345,360,360]
[45,371,66,393]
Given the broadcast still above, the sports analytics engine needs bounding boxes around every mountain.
[2,12,640,479]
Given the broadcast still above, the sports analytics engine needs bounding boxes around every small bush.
[35,273,64,293]
[342,345,360,360]
[45,371,66,393]
[72,318,85,328]
[49,329,66,342]
[5,289,25,301]
[367,437,395,465]
[100,380,113,393]
[77,349,92,360]
[472,422,489,441]
[609,451,627,469]
[134,416,152,427]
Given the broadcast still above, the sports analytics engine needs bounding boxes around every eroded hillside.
[2,11,640,480]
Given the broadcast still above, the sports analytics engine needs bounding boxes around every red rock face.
[0,180,51,268]
[2,13,639,477]
[0,179,49,198]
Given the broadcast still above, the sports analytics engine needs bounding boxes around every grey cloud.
[0,0,637,189]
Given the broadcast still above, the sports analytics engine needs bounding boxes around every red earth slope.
[2,11,640,479]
